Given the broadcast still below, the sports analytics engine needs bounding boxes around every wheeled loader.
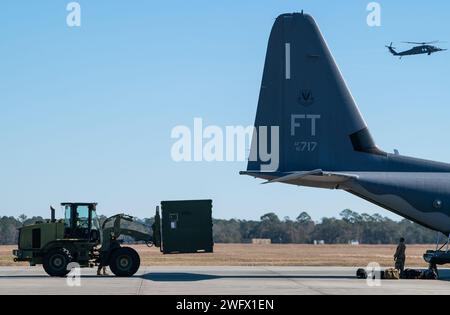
[13,201,214,277]
[13,202,160,277]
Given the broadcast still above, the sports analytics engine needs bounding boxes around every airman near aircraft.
[394,238,406,272]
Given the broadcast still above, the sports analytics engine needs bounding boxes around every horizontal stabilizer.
[263,169,323,184]
[240,170,359,188]
[263,171,358,185]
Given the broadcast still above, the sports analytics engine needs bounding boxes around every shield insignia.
[298,89,314,106]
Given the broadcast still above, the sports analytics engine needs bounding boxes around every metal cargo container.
[159,200,214,254]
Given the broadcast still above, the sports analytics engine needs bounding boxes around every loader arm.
[113,228,152,243]
[101,214,154,253]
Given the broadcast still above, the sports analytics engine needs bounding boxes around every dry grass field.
[0,244,434,268]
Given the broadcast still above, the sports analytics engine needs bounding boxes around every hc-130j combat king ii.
[241,12,450,270]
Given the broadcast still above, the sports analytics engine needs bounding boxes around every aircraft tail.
[246,13,385,174]
[386,43,399,56]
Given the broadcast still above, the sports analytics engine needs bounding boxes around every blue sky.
[1,1,449,221]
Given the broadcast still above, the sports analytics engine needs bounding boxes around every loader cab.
[62,203,101,243]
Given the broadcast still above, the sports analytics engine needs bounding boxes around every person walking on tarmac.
[394,238,406,273]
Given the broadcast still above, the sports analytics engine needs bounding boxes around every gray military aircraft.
[387,41,446,58]
[241,12,450,267]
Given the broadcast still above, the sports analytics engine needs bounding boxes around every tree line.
[212,210,440,244]
[0,209,440,245]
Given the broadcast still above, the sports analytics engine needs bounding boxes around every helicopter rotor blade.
[403,41,440,45]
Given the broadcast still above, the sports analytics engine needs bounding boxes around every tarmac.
[1,266,450,295]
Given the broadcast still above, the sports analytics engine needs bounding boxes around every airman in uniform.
[394,237,406,272]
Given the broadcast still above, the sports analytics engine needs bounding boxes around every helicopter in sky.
[386,41,446,58]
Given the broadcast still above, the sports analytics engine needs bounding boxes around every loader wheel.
[109,247,140,277]
[43,248,73,277]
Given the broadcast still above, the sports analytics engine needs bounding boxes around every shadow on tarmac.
[0,275,115,279]
[142,273,354,282]
[1,270,449,282]
[0,273,354,281]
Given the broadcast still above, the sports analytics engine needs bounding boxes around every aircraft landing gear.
[423,232,450,279]
[429,263,439,278]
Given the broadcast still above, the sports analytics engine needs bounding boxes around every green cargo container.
[159,200,214,254]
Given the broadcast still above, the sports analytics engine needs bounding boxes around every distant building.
[313,240,325,245]
[252,239,272,245]
[349,240,360,246]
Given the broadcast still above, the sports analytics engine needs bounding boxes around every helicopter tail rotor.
[386,42,398,55]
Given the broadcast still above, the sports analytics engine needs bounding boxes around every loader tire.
[109,247,140,277]
[43,248,73,277]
